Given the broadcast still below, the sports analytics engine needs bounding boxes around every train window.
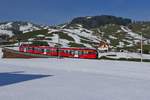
[65,50,70,54]
[71,50,75,55]
[37,48,41,52]
[26,47,29,51]
[89,50,97,54]
[64,50,66,53]
[74,51,78,55]
[28,47,32,50]
[23,48,27,52]
[88,52,94,54]
[68,50,72,54]
[59,50,64,52]
[78,51,83,55]
[37,48,44,52]
[65,50,68,54]
[27,47,33,51]
[34,48,39,51]
[41,49,44,52]
[64,50,67,53]
[66,50,70,54]
[50,49,56,53]
[53,49,57,52]
[46,49,51,52]
[83,51,88,54]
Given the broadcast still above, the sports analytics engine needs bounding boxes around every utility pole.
[57,33,60,59]
[140,32,143,62]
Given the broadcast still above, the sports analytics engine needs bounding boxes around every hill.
[68,15,132,29]
[0,15,150,53]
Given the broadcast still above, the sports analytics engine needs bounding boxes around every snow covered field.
[0,56,150,100]
[99,52,150,60]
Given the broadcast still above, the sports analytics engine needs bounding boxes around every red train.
[19,44,98,59]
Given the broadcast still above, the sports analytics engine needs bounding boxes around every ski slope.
[0,58,150,100]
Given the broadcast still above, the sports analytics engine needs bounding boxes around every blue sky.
[0,0,149,25]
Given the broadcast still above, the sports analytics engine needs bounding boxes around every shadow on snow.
[0,71,52,87]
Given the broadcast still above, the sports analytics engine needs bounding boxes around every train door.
[43,49,47,54]
[23,47,27,52]
[74,50,79,58]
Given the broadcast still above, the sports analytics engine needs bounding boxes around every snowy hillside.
[92,24,150,47]
[15,24,149,49]
[0,21,41,37]
[45,27,100,47]
[0,15,150,53]
[33,24,150,49]
[19,23,41,33]
[0,58,150,100]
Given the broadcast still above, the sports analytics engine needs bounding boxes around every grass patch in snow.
[80,39,92,44]
[58,32,75,41]
[80,39,98,47]
[102,25,120,33]
[110,39,119,46]
[129,23,150,38]
[78,35,91,41]
[11,29,49,41]
[68,42,85,47]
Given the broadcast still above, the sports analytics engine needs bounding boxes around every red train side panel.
[19,44,98,59]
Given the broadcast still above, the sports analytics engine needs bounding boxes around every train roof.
[60,47,97,50]
[20,44,97,50]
